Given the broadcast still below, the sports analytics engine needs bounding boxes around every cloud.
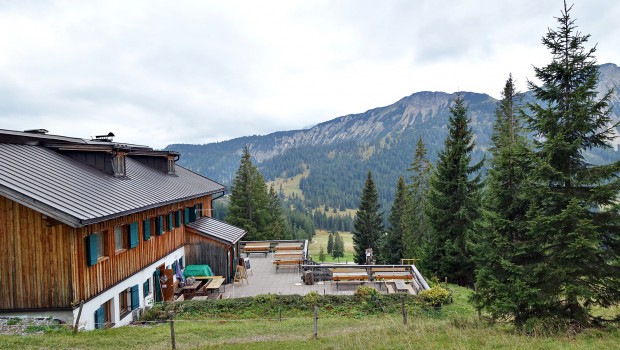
[0,0,619,148]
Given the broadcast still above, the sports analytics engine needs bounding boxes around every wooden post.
[169,310,176,350]
[444,276,448,284]
[279,305,282,322]
[73,301,84,334]
[401,296,407,326]
[313,305,318,339]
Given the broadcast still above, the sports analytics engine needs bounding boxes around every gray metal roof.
[187,217,246,245]
[0,143,225,227]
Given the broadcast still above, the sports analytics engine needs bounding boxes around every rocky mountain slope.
[167,63,620,209]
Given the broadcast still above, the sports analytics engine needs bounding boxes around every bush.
[354,286,380,302]
[303,291,321,306]
[253,294,277,305]
[418,285,451,307]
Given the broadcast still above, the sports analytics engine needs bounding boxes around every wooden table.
[274,251,303,259]
[182,280,203,298]
[205,277,225,293]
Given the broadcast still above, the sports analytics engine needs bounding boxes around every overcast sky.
[1,1,619,149]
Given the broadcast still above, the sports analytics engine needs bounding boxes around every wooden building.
[0,129,245,330]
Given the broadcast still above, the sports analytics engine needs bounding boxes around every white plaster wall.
[74,246,185,330]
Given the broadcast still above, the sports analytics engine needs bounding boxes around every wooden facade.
[0,194,213,310]
[184,231,238,282]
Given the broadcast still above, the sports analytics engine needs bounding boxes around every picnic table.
[205,276,225,293]
[274,251,303,259]
[182,280,203,298]
[272,257,304,272]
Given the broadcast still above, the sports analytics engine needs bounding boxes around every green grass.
[309,229,355,263]
[2,286,618,349]
[266,168,309,200]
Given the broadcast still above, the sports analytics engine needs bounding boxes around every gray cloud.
[0,0,619,148]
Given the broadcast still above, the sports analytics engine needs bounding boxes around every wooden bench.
[242,243,271,257]
[332,269,369,290]
[272,258,303,272]
[274,251,303,259]
[373,271,413,281]
[274,243,302,251]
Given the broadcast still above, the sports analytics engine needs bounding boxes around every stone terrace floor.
[220,254,384,298]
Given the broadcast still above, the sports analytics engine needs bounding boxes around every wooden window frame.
[114,225,129,254]
[118,288,131,319]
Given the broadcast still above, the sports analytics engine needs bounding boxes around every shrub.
[253,294,277,305]
[303,291,321,306]
[354,286,380,302]
[418,285,451,307]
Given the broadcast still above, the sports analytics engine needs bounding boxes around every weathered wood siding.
[0,194,213,310]
[0,196,74,310]
[185,232,233,281]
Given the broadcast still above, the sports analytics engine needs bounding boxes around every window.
[155,215,164,235]
[197,203,203,218]
[174,210,182,228]
[167,157,176,174]
[94,298,113,329]
[86,231,108,266]
[118,285,139,319]
[112,154,126,176]
[115,225,129,252]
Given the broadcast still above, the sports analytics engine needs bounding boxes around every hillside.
[167,63,620,210]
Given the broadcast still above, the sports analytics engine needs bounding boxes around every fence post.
[169,310,176,350]
[401,296,407,326]
[73,300,84,334]
[314,305,318,339]
[474,283,481,320]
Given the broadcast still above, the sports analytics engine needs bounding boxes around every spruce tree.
[426,94,483,286]
[268,185,290,240]
[226,146,271,240]
[318,246,326,262]
[524,2,620,323]
[327,231,334,254]
[332,232,344,262]
[473,75,538,323]
[352,171,384,264]
[404,137,433,262]
[382,176,408,264]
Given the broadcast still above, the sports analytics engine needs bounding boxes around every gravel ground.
[0,316,66,336]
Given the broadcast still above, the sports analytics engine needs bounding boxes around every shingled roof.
[187,217,246,245]
[0,134,225,227]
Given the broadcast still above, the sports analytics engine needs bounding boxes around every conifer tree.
[524,2,620,324]
[226,146,271,240]
[426,95,483,285]
[318,246,326,262]
[268,185,290,240]
[404,137,433,262]
[473,75,537,323]
[332,232,344,262]
[327,231,334,254]
[382,176,408,264]
[352,171,384,264]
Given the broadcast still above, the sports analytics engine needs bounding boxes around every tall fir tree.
[226,146,271,240]
[381,176,408,264]
[473,75,538,323]
[332,232,345,262]
[426,94,483,286]
[327,231,335,254]
[352,171,384,264]
[524,2,620,324]
[268,185,290,240]
[404,137,433,262]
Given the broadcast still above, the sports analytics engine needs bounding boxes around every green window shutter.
[143,219,151,241]
[156,216,164,235]
[176,210,182,227]
[143,280,150,296]
[184,208,190,224]
[131,284,140,310]
[94,307,104,329]
[190,205,197,222]
[129,222,139,248]
[86,235,98,266]
[168,212,174,229]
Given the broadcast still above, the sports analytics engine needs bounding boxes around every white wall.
[74,246,185,330]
